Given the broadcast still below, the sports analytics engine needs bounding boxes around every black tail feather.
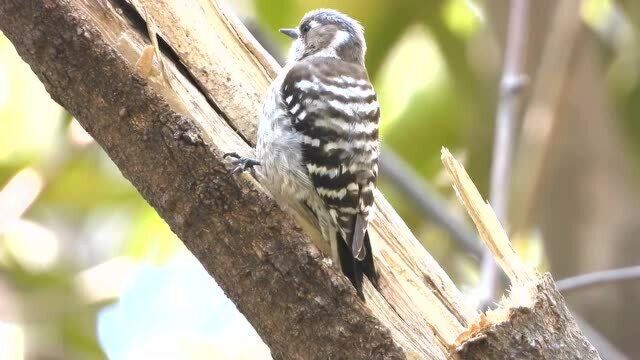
[337,230,377,299]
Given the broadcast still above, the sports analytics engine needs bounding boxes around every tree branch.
[557,266,640,293]
[441,148,600,359]
[385,144,626,359]
[482,0,531,303]
[0,0,472,358]
[0,0,402,358]
[0,0,601,358]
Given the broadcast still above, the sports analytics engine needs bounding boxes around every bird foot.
[223,152,261,174]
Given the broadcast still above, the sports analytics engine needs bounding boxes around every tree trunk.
[0,0,600,358]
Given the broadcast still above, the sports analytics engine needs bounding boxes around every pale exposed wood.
[126,0,276,143]
[441,148,535,287]
[127,0,477,351]
[440,149,600,359]
[0,0,404,358]
[0,0,603,358]
[456,275,601,359]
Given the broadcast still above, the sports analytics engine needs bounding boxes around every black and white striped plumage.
[256,9,379,296]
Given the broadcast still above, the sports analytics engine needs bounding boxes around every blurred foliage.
[1,0,640,358]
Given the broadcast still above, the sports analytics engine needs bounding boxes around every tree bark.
[0,0,600,358]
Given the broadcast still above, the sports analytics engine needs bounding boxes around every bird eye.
[300,24,311,33]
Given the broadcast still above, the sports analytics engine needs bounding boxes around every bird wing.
[280,57,380,260]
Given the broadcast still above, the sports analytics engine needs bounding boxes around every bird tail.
[337,230,378,299]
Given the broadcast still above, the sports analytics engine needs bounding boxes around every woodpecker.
[225,9,379,297]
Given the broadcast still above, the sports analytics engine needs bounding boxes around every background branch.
[481,0,530,302]
[557,266,640,293]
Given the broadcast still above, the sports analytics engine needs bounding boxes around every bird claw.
[223,152,261,174]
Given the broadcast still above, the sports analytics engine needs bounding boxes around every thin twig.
[379,149,483,258]
[481,0,530,302]
[556,266,640,293]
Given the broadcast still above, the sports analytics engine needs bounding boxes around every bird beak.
[279,28,300,39]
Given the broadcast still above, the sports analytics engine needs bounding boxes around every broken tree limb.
[442,148,600,359]
[0,0,601,358]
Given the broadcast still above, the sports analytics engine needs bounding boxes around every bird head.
[280,9,366,65]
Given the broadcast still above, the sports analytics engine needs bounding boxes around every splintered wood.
[441,148,600,359]
[123,0,477,357]
[441,148,535,287]
[0,0,601,357]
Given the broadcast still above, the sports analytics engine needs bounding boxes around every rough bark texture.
[0,0,601,359]
[0,1,404,359]
[457,275,600,360]
[116,5,476,356]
